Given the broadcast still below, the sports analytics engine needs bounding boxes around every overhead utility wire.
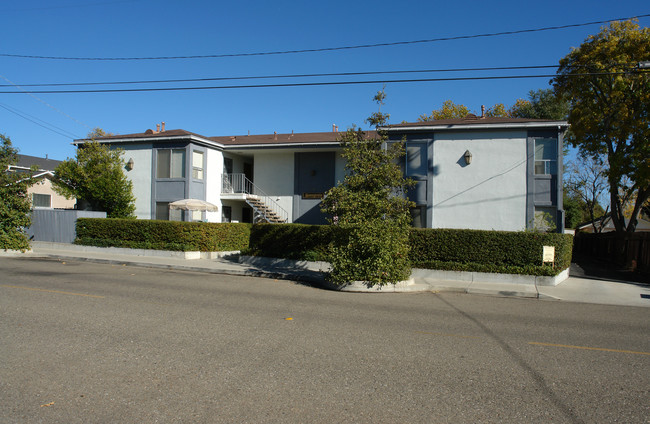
[0,103,80,138]
[0,71,645,94]
[0,65,563,87]
[0,73,93,129]
[2,13,649,61]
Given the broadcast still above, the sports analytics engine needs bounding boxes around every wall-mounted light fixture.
[463,150,472,165]
[126,158,134,170]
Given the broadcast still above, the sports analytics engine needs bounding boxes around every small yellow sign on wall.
[543,246,555,264]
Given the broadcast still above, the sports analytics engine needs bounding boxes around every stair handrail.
[222,173,289,222]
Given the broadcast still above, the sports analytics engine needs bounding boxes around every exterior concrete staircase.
[245,196,286,223]
[222,173,288,224]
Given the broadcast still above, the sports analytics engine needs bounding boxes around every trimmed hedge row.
[246,224,573,276]
[76,218,251,252]
[409,228,574,275]
[75,220,574,276]
[243,223,336,261]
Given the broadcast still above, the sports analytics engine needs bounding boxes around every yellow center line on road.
[1,285,104,299]
[529,341,650,356]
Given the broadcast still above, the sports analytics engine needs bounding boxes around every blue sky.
[1,0,648,160]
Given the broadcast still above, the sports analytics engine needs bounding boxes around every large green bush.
[76,218,251,252]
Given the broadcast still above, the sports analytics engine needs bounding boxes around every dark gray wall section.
[294,152,335,224]
[27,210,107,243]
[155,181,186,200]
[526,129,563,232]
[188,144,207,201]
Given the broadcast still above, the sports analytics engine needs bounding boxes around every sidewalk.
[10,242,650,308]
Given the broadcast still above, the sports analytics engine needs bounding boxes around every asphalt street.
[1,256,648,423]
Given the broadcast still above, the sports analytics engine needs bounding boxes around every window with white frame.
[534,138,557,175]
[32,193,51,208]
[192,150,204,180]
[156,149,185,179]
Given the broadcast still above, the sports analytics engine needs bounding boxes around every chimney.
[481,105,486,119]
[156,124,160,132]
[274,131,277,141]
[161,121,166,132]
[332,124,336,132]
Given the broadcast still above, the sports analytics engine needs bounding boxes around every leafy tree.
[87,127,114,138]
[508,89,569,120]
[53,141,136,218]
[0,134,33,251]
[554,20,650,233]
[565,153,609,232]
[418,100,470,121]
[322,90,414,286]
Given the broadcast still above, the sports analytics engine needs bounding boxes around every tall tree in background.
[53,139,136,218]
[322,90,414,286]
[554,20,650,233]
[509,89,569,120]
[0,134,33,251]
[418,91,568,122]
[565,153,609,231]
[418,100,471,121]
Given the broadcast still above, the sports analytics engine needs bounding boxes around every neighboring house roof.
[14,154,63,172]
[577,214,650,232]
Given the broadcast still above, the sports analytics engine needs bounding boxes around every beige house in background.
[11,155,76,209]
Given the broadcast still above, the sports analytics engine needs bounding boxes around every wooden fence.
[573,232,650,273]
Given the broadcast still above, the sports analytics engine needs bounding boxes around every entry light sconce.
[463,150,472,165]
[126,158,134,170]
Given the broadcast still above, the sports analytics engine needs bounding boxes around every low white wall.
[432,131,528,231]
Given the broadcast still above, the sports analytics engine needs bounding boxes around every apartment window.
[155,202,169,220]
[155,202,183,221]
[534,138,557,175]
[157,149,185,178]
[192,150,204,180]
[32,193,51,208]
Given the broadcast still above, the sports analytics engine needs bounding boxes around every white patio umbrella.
[168,198,219,212]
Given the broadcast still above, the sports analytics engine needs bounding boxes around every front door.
[294,152,335,224]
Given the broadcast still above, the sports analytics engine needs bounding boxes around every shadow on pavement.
[570,256,649,286]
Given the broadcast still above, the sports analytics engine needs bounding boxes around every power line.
[0,65,563,87]
[0,71,645,94]
[0,103,80,139]
[2,14,649,61]
[0,73,93,129]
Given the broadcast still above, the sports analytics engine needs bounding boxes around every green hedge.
[244,223,336,261]
[409,228,573,276]
[246,224,573,276]
[76,218,251,252]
